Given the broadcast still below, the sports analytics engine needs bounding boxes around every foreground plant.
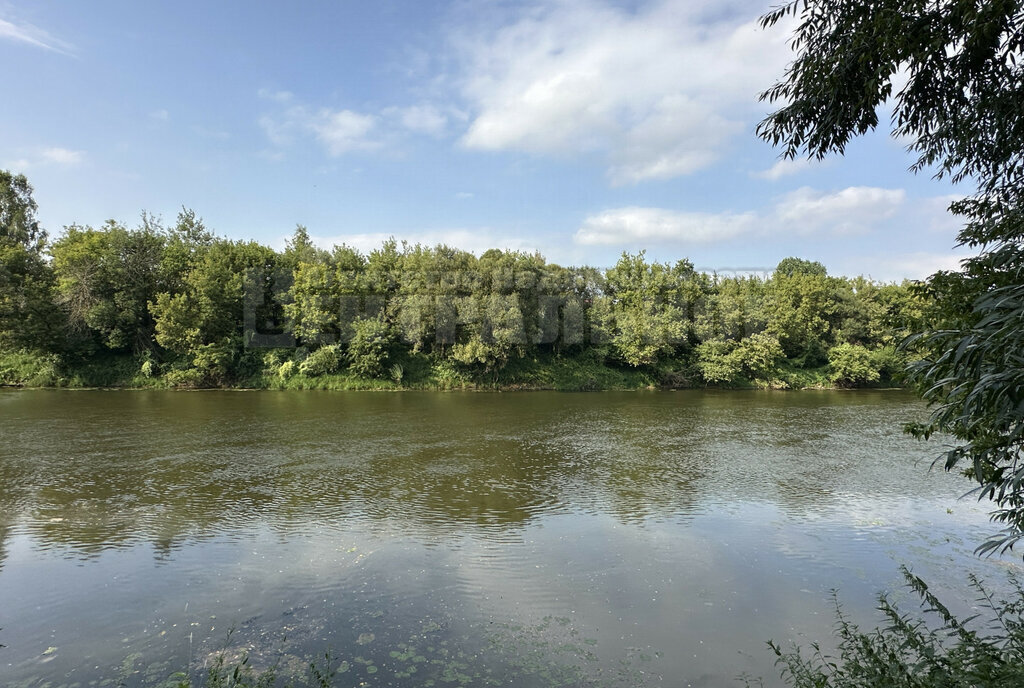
[761,567,1024,688]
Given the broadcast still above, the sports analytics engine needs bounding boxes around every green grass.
[0,347,906,392]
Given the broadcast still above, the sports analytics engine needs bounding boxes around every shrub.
[347,317,392,378]
[828,342,881,386]
[735,332,784,381]
[0,350,62,386]
[299,345,340,377]
[695,339,741,384]
[278,360,296,380]
[164,368,206,388]
[764,568,1024,688]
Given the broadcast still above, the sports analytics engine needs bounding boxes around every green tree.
[764,261,835,363]
[0,172,61,350]
[759,0,1024,551]
[151,239,280,384]
[601,252,689,367]
[51,221,165,352]
[347,316,393,378]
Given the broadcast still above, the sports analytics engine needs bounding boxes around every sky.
[0,0,975,280]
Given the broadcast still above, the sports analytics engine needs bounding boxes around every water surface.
[0,390,1015,687]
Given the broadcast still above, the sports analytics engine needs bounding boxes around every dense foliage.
[0,178,925,391]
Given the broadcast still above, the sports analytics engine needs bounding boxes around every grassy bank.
[1,348,883,392]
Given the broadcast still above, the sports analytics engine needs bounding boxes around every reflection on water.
[0,389,1017,687]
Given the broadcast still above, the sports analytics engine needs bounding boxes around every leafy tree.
[0,172,61,350]
[51,221,165,352]
[775,257,826,278]
[601,252,689,367]
[694,274,766,342]
[151,239,280,384]
[0,171,44,249]
[764,262,835,362]
[286,261,339,346]
[759,1,1024,550]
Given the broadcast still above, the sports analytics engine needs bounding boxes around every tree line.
[2,171,930,389]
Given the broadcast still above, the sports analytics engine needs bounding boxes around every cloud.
[40,147,84,166]
[305,229,543,257]
[150,109,170,123]
[575,207,756,245]
[773,186,905,235]
[575,186,910,246]
[0,17,74,55]
[753,157,819,181]
[259,100,380,156]
[4,147,85,170]
[311,110,379,155]
[260,93,458,156]
[384,104,449,137]
[454,0,792,184]
[841,250,977,282]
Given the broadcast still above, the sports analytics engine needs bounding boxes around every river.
[0,389,1016,687]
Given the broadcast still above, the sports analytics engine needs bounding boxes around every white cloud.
[40,147,84,166]
[311,109,379,155]
[753,157,819,181]
[575,186,912,246]
[455,0,792,184]
[259,101,380,156]
[842,250,977,282]
[575,207,756,245]
[260,94,457,156]
[773,186,905,235]
[455,192,474,199]
[4,147,85,170]
[150,109,170,122]
[385,104,449,137]
[306,229,542,257]
[0,17,74,55]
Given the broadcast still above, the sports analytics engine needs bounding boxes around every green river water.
[0,389,1017,687]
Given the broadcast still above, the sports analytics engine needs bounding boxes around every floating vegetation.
[21,605,664,688]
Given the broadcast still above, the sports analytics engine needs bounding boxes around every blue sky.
[1,0,972,279]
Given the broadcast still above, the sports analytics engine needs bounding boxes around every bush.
[299,345,340,377]
[0,349,63,386]
[735,332,784,382]
[828,342,881,386]
[164,368,206,388]
[278,360,296,380]
[347,317,392,378]
[764,567,1024,688]
[695,339,741,384]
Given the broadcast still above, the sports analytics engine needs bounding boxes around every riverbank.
[0,348,896,392]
